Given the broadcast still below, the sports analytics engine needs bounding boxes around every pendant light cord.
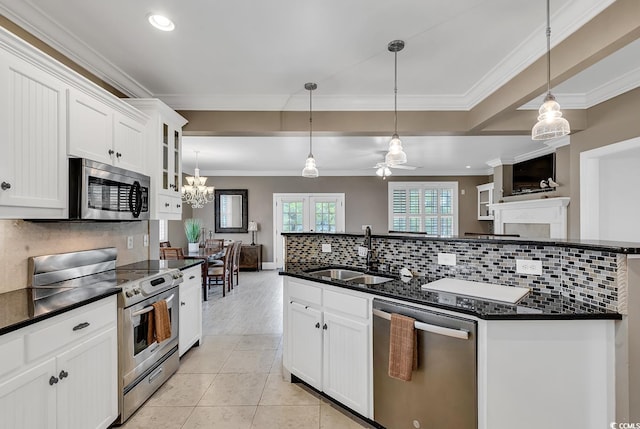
[394,50,398,135]
[546,0,551,96]
[309,86,313,156]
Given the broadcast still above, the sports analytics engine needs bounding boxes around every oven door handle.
[132,293,175,317]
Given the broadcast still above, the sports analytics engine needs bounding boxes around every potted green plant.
[184,218,203,253]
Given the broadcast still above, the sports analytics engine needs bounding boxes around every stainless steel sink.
[349,274,394,285]
[308,269,363,280]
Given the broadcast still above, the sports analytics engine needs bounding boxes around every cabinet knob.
[169,184,175,189]
[176,204,181,208]
[116,152,122,158]
[181,301,186,306]
[315,322,320,329]
[1,182,10,191]
[165,203,170,207]
[49,376,59,386]
[108,149,115,155]
[59,370,69,379]
[322,323,328,330]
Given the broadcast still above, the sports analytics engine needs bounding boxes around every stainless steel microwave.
[69,158,150,220]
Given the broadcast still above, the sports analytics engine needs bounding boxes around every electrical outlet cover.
[516,259,543,275]
[143,234,149,247]
[437,252,456,266]
[322,243,331,253]
[358,246,368,257]
[127,236,134,249]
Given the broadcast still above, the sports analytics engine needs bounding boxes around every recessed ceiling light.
[466,165,471,169]
[148,14,175,31]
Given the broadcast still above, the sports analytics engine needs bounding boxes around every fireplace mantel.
[489,197,570,239]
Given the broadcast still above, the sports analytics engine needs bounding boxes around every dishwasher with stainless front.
[373,298,477,429]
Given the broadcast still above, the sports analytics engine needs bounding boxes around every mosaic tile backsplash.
[284,234,623,313]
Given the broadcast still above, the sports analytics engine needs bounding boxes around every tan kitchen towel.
[388,313,417,381]
[146,308,155,345]
[152,300,172,343]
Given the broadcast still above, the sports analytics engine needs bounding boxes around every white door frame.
[273,193,345,269]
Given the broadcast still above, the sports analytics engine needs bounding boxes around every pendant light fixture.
[302,82,319,178]
[385,40,408,166]
[181,151,214,208]
[531,0,570,140]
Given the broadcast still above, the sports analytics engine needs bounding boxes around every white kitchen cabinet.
[0,358,56,429]
[179,265,203,357]
[477,182,494,220]
[68,87,147,174]
[0,40,68,219]
[283,277,372,418]
[322,310,369,414]
[288,301,323,389]
[124,99,188,220]
[0,295,118,429]
[56,327,118,429]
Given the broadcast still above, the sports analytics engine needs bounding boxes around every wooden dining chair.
[231,241,243,288]
[204,238,224,253]
[159,241,171,248]
[206,246,234,297]
[160,247,184,260]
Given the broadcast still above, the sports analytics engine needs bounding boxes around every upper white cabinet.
[0,37,68,219]
[477,182,494,220]
[68,87,147,174]
[124,99,187,220]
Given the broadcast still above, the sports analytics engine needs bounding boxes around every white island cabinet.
[0,296,118,429]
[283,275,617,429]
[283,277,372,418]
[178,265,203,357]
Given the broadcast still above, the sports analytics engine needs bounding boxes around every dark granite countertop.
[280,231,640,254]
[116,259,203,271]
[280,264,621,321]
[0,286,120,336]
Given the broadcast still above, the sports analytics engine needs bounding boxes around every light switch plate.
[516,259,543,275]
[437,252,456,266]
[143,234,149,247]
[322,243,331,253]
[127,236,134,249]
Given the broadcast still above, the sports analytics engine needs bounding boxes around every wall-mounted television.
[511,153,556,195]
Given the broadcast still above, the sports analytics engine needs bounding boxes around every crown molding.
[486,158,515,168]
[0,2,152,98]
[196,168,492,177]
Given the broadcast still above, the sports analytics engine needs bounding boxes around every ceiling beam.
[467,0,640,133]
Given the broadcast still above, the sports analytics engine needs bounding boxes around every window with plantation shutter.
[388,182,459,236]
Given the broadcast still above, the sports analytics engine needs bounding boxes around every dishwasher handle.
[373,308,469,340]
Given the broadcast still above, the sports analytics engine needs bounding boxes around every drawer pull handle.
[315,322,320,329]
[59,370,68,379]
[148,366,163,383]
[73,322,90,331]
[49,376,58,386]
[189,275,196,280]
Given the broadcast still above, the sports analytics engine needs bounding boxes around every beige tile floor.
[119,270,372,429]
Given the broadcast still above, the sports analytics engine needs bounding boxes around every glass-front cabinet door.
[124,98,187,220]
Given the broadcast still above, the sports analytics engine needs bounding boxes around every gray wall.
[177,175,491,263]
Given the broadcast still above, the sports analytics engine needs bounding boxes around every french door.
[273,193,345,268]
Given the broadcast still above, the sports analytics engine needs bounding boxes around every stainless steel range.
[29,248,183,425]
[115,263,183,424]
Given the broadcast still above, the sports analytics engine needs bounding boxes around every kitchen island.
[280,232,639,429]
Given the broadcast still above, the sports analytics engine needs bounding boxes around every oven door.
[120,287,179,388]
[70,158,150,220]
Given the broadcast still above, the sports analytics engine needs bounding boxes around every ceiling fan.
[373,161,417,179]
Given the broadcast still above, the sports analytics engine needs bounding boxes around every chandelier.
[386,39,408,166]
[181,151,214,208]
[302,82,319,178]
